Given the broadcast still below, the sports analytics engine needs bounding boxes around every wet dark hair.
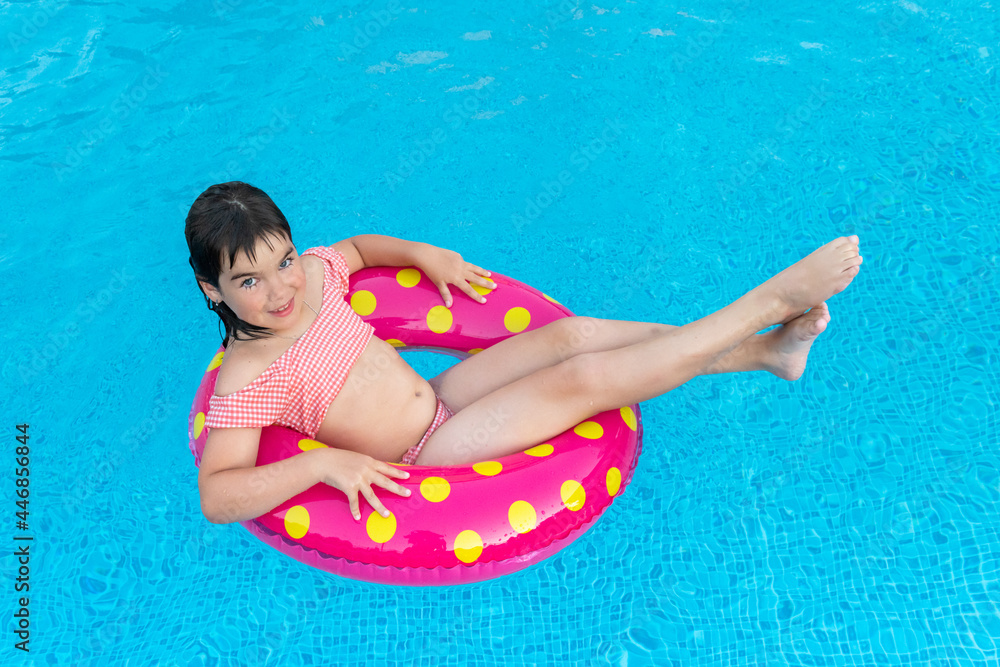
[185,181,293,348]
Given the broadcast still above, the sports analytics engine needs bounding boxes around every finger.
[348,492,361,521]
[458,280,487,304]
[380,463,412,480]
[466,266,494,283]
[373,473,412,497]
[360,485,391,518]
[468,264,491,278]
[437,282,453,308]
[471,274,496,289]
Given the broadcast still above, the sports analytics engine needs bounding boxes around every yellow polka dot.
[193,412,206,439]
[620,406,637,431]
[508,500,537,534]
[468,348,483,355]
[607,467,622,496]
[206,351,224,371]
[573,421,604,439]
[504,307,531,333]
[420,476,451,502]
[366,511,396,544]
[386,339,406,348]
[542,293,563,305]
[350,290,377,316]
[561,480,586,511]
[427,305,453,334]
[396,268,421,288]
[454,529,483,564]
[297,439,328,451]
[472,461,503,476]
[472,282,495,296]
[284,505,310,539]
[524,444,553,457]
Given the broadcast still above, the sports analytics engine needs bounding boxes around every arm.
[198,427,410,524]
[198,427,327,523]
[336,234,496,307]
[343,234,429,270]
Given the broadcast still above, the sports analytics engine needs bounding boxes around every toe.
[808,307,830,333]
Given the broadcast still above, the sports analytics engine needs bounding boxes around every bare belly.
[314,336,437,462]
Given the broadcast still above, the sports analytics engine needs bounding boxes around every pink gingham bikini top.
[204,246,374,438]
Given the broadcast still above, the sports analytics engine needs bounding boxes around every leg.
[417,236,861,464]
[418,321,755,466]
[432,307,832,413]
[430,316,680,413]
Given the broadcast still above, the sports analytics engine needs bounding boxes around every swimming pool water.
[2,0,998,665]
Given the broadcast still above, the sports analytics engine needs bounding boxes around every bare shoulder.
[299,251,323,276]
[214,340,271,397]
[299,251,329,299]
[329,240,364,274]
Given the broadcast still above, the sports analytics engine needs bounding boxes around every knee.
[553,352,611,398]
[550,316,602,360]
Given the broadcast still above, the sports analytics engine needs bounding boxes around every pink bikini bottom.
[400,398,454,465]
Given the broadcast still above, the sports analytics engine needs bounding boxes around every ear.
[198,280,224,303]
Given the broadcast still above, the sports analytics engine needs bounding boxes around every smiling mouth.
[270,298,293,314]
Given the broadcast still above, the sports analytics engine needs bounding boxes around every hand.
[319,448,411,521]
[415,245,496,308]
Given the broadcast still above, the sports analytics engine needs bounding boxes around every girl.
[187,182,862,524]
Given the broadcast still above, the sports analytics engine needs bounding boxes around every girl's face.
[200,233,308,335]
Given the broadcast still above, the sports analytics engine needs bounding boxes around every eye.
[239,257,291,289]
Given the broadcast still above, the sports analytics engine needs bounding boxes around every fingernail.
[405,489,412,496]
[382,510,389,517]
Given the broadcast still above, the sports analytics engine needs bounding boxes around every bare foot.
[759,236,862,323]
[762,303,831,381]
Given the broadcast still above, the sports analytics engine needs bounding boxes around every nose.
[267,287,288,308]
[268,277,296,308]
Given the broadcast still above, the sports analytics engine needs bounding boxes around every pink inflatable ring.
[188,265,643,586]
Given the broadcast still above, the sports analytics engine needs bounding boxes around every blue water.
[2,0,998,665]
